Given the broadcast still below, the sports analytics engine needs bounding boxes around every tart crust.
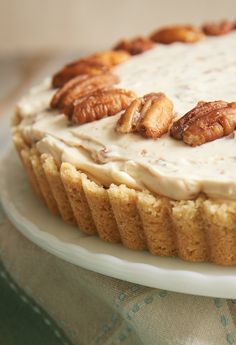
[13,130,236,266]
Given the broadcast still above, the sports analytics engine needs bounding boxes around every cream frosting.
[15,32,236,200]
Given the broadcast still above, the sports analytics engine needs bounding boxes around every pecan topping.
[202,20,234,36]
[170,101,228,140]
[88,50,130,66]
[52,50,130,88]
[52,60,110,88]
[50,73,120,111]
[170,101,236,146]
[113,36,154,55]
[117,92,174,139]
[72,88,137,125]
[150,25,204,44]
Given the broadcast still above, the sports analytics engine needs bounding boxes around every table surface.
[0,54,83,345]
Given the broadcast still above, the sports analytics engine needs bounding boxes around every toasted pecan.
[170,101,228,140]
[72,88,137,125]
[150,25,204,44]
[88,50,130,66]
[50,73,120,111]
[183,103,236,146]
[117,98,143,133]
[139,94,174,138]
[51,74,89,109]
[170,101,236,146]
[52,60,110,88]
[117,92,174,139]
[202,20,234,36]
[113,36,154,55]
[52,50,130,88]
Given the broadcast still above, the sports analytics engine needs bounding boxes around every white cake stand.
[1,147,236,298]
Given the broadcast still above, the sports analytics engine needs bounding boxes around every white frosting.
[15,32,236,200]
[17,78,54,116]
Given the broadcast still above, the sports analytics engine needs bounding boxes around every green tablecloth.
[0,262,71,345]
[0,207,71,345]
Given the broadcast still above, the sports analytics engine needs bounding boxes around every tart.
[12,21,236,266]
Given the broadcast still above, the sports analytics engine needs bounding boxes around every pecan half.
[72,88,137,125]
[202,20,234,36]
[183,103,236,146]
[150,25,204,44]
[88,50,130,67]
[116,98,143,133]
[170,101,236,146]
[52,60,110,88]
[170,101,228,140]
[50,73,120,111]
[117,92,174,139]
[113,36,154,55]
[52,50,130,88]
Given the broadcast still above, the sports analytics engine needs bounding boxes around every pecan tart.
[12,22,236,266]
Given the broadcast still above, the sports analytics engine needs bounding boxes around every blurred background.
[0,0,235,151]
[1,0,236,55]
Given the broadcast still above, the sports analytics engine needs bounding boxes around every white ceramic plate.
[1,148,236,298]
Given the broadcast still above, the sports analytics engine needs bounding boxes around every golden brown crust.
[30,151,59,215]
[137,193,176,256]
[19,148,45,203]
[81,175,121,243]
[60,163,97,234]
[41,154,76,225]
[108,184,147,250]
[150,25,204,44]
[171,197,209,261]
